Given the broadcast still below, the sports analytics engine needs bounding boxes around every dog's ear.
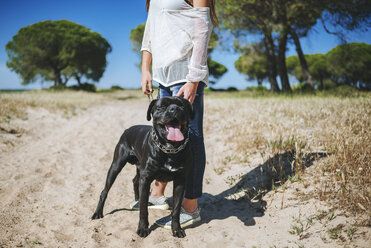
[180,98,195,120]
[147,99,157,121]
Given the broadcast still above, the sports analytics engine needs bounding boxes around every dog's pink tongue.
[166,125,184,142]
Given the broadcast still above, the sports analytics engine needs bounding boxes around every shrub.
[324,85,361,97]
[69,83,96,92]
[292,83,315,94]
[110,85,124,90]
[246,85,268,92]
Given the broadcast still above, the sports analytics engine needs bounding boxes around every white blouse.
[141,0,213,87]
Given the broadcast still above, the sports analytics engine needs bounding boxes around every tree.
[6,20,112,87]
[286,56,302,80]
[327,42,371,89]
[287,53,330,89]
[129,23,146,68]
[274,0,292,92]
[129,23,227,84]
[281,0,371,89]
[234,42,268,85]
[281,0,323,88]
[217,0,371,92]
[208,59,228,84]
[321,0,371,39]
[287,43,371,90]
[307,54,331,90]
[217,0,281,92]
[207,32,228,84]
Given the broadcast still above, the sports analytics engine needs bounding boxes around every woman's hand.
[177,82,199,104]
[141,70,153,95]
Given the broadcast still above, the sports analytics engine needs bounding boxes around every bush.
[325,85,361,97]
[227,87,238,92]
[110,85,124,90]
[49,85,67,91]
[209,87,237,92]
[322,79,337,90]
[69,83,96,92]
[292,83,315,94]
[246,85,268,92]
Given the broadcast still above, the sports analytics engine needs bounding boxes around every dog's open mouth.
[165,119,184,142]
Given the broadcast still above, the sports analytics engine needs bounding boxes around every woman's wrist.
[141,51,152,73]
[190,82,199,89]
[142,69,151,76]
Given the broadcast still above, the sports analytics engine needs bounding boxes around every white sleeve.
[141,15,152,54]
[164,8,213,83]
[185,8,212,83]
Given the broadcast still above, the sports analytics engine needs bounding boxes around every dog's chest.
[163,163,181,172]
[154,159,185,182]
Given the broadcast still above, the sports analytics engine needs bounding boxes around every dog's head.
[147,97,194,144]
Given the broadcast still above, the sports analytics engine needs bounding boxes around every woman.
[135,0,217,228]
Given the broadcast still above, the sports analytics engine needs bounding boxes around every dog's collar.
[151,129,189,154]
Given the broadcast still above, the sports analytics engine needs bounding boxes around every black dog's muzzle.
[151,129,189,154]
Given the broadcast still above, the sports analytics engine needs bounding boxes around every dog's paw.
[91,212,103,219]
[136,227,151,238]
[172,228,186,238]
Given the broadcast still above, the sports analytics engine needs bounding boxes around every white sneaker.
[129,195,169,210]
[155,207,201,229]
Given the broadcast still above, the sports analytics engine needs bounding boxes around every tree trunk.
[62,75,69,86]
[278,29,291,92]
[75,73,82,85]
[263,32,280,92]
[290,29,314,88]
[54,69,62,87]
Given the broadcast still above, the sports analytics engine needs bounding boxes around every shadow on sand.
[198,151,328,227]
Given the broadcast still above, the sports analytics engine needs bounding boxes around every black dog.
[92,96,194,238]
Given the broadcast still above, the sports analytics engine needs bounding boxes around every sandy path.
[0,98,369,248]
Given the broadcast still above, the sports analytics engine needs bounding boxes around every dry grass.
[0,89,142,122]
[204,94,371,219]
[315,98,371,216]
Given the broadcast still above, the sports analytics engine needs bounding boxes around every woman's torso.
[147,0,211,86]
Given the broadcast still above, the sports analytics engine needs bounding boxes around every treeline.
[217,0,371,92]
[236,42,371,91]
[287,43,371,90]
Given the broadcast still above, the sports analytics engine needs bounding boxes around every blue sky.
[0,0,370,90]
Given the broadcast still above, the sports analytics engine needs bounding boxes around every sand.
[0,97,369,248]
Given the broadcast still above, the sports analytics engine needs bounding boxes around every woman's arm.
[141,13,153,95]
[177,0,210,103]
[141,51,153,95]
[188,0,208,7]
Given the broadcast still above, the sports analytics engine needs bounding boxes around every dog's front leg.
[137,174,152,237]
[172,176,186,238]
[92,148,127,219]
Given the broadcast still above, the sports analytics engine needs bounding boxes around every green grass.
[327,227,342,239]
